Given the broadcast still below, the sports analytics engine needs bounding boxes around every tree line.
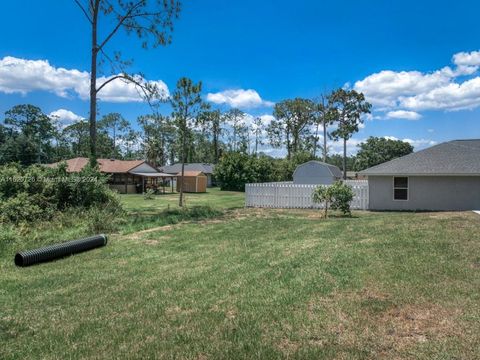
[0,85,370,170]
[0,98,413,174]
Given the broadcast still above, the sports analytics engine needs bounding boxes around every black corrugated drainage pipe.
[14,234,108,267]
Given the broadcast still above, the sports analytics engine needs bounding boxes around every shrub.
[272,151,315,182]
[144,188,155,200]
[0,192,53,223]
[313,181,354,217]
[215,152,275,191]
[85,197,126,233]
[0,162,122,224]
[329,182,354,215]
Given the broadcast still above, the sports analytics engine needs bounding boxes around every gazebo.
[129,171,177,193]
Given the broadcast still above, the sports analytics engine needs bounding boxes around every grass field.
[1,190,480,359]
[121,188,245,214]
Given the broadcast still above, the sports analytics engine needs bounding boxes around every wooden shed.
[176,171,207,193]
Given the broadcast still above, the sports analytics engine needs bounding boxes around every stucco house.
[359,139,480,211]
[293,161,342,185]
[48,157,175,194]
[160,163,215,187]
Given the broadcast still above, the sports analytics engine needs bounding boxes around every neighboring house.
[48,157,175,194]
[176,171,207,193]
[160,163,215,187]
[346,171,367,180]
[293,161,342,185]
[359,139,480,211]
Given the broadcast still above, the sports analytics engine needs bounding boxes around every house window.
[393,177,408,200]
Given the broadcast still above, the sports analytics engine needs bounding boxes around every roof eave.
[361,173,480,176]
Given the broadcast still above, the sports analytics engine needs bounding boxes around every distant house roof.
[48,157,154,174]
[359,139,480,176]
[177,171,206,177]
[160,163,215,175]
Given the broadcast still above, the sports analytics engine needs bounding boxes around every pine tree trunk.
[343,137,347,180]
[89,2,99,166]
[323,122,327,162]
[179,125,186,207]
[213,132,218,163]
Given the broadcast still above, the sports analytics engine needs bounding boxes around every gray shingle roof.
[160,163,215,174]
[360,139,480,176]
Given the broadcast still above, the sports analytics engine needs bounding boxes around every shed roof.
[296,160,343,178]
[359,139,480,176]
[177,171,206,177]
[160,163,215,174]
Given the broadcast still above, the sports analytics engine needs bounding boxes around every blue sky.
[1,0,480,155]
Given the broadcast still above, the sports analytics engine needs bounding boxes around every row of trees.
[267,89,372,179]
[0,102,413,173]
[214,137,414,192]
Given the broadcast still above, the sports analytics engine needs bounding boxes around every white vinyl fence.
[245,180,369,210]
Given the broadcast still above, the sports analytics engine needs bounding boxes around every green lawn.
[121,187,245,215]
[1,193,480,359]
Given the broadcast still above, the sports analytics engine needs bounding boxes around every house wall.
[369,175,480,210]
[110,184,137,194]
[293,163,337,185]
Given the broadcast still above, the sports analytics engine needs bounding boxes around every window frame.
[392,176,409,201]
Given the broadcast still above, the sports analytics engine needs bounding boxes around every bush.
[0,192,54,223]
[214,150,320,191]
[85,197,126,233]
[144,188,155,200]
[214,152,275,191]
[313,181,354,217]
[272,151,315,182]
[0,162,122,224]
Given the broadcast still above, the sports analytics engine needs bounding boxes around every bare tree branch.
[97,0,144,51]
[74,0,93,24]
[95,74,124,93]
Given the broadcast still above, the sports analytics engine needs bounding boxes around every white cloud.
[49,109,84,128]
[0,56,168,103]
[404,138,438,148]
[383,136,437,149]
[386,110,422,120]
[353,50,480,113]
[453,50,480,67]
[259,114,275,125]
[207,89,274,109]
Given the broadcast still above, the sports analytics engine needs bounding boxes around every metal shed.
[293,160,342,185]
[176,171,208,193]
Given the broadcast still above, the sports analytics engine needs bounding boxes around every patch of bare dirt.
[470,261,480,269]
[277,337,301,354]
[144,239,159,245]
[306,287,462,356]
[377,304,459,347]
